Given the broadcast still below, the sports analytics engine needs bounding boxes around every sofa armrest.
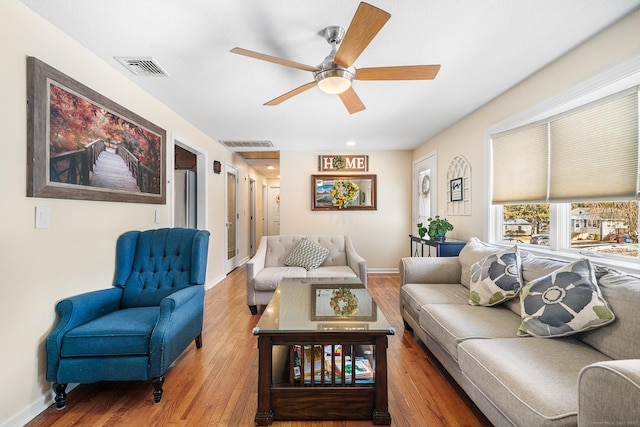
[578,359,640,426]
[345,236,367,287]
[399,257,462,286]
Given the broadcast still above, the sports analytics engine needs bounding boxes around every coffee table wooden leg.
[372,335,392,425]
[255,335,274,426]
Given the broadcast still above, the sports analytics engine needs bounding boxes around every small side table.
[409,235,466,257]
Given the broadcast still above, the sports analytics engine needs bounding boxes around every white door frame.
[413,151,438,234]
[225,164,238,273]
[172,134,208,229]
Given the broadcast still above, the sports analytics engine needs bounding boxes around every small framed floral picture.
[310,284,377,321]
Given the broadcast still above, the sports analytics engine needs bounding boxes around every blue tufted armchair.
[46,227,210,409]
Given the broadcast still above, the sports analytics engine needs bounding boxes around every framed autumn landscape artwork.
[27,57,166,204]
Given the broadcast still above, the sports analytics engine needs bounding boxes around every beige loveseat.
[246,235,366,314]
[399,237,640,426]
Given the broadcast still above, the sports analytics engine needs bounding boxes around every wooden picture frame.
[311,174,377,211]
[450,177,463,202]
[27,57,166,204]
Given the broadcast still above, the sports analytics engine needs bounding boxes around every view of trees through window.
[503,202,639,258]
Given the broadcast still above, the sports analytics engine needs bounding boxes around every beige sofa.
[399,237,640,426]
[246,234,366,314]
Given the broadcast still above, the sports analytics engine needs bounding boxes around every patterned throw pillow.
[517,258,615,337]
[284,238,330,271]
[469,247,522,306]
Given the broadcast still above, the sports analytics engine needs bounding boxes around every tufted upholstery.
[46,228,210,408]
[246,234,366,314]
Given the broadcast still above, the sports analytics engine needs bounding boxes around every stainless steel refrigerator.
[174,170,197,228]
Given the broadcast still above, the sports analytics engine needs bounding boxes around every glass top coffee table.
[253,277,395,425]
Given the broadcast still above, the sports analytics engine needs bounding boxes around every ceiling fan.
[230,2,441,114]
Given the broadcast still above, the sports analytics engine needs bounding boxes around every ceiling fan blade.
[334,2,391,69]
[338,87,366,114]
[264,81,318,106]
[355,65,441,81]
[230,47,319,72]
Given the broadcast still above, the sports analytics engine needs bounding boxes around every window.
[491,85,640,263]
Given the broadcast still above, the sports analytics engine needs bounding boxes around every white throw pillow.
[469,246,522,306]
[517,258,615,338]
[284,238,330,271]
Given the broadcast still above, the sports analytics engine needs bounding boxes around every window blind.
[492,88,639,204]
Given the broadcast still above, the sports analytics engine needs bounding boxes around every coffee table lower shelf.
[254,335,392,425]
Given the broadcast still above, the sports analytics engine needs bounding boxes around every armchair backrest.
[115,228,210,308]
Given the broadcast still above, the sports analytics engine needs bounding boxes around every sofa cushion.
[458,337,611,427]
[61,307,158,357]
[285,238,330,270]
[459,238,507,289]
[419,304,522,361]
[518,259,615,338]
[469,247,522,306]
[579,270,640,359]
[306,266,357,279]
[400,283,470,324]
[254,266,307,291]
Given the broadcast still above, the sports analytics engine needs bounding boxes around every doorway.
[413,153,438,235]
[225,164,238,273]
[249,178,256,256]
[173,141,206,229]
[267,185,280,236]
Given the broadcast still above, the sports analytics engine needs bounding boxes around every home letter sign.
[318,155,369,172]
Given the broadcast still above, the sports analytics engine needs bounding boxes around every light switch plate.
[35,206,51,229]
[154,209,161,223]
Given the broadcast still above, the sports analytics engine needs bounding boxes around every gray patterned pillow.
[284,238,330,271]
[517,258,615,337]
[469,247,522,306]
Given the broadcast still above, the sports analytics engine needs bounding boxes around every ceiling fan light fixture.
[315,69,353,94]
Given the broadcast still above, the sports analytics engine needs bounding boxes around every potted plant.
[427,216,454,241]
[417,223,428,239]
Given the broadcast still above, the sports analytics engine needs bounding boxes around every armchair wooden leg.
[195,332,203,348]
[248,305,258,315]
[53,383,68,410]
[152,376,165,404]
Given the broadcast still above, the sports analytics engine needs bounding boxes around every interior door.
[413,153,438,236]
[225,165,238,273]
[267,185,280,236]
[249,178,256,256]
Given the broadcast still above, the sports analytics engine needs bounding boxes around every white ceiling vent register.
[114,57,170,77]
[220,141,274,149]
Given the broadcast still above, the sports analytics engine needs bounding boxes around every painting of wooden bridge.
[27,57,166,204]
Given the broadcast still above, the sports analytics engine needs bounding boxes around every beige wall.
[280,150,412,270]
[3,0,640,425]
[413,9,640,241]
[0,1,269,425]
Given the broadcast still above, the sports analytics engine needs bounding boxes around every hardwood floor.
[27,267,491,427]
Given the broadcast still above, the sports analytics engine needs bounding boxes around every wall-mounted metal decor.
[27,57,166,204]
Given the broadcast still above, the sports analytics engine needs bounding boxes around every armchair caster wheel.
[53,383,68,410]
[152,376,165,404]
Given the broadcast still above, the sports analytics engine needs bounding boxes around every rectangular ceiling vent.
[220,140,274,149]
[114,57,169,77]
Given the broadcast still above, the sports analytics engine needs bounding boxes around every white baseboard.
[1,384,78,427]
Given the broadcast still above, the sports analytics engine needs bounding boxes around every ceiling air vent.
[220,140,274,150]
[114,57,169,77]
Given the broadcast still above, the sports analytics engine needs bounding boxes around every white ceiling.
[21,0,640,178]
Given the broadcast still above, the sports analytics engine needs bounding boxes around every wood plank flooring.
[27,267,491,427]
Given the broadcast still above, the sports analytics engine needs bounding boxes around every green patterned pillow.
[284,238,330,271]
[469,247,522,306]
[517,258,615,337]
